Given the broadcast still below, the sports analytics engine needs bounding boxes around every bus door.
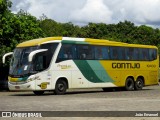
[34,53,52,90]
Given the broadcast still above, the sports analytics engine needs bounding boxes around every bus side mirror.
[28,49,48,62]
[2,52,13,64]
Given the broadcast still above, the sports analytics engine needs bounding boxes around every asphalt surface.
[0,85,160,120]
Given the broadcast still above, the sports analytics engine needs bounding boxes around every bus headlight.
[27,75,41,82]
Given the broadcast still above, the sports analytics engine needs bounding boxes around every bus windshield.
[9,47,38,77]
[9,43,59,77]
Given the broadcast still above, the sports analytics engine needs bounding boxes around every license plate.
[15,86,20,89]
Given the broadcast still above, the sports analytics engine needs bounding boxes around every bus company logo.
[112,63,140,69]
[2,112,11,117]
[57,64,72,69]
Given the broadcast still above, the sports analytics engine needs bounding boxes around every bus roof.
[17,37,157,49]
[17,37,62,47]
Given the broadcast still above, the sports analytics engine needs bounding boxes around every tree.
[0,1,45,84]
[0,0,11,15]
[0,0,12,44]
[39,17,160,53]
[40,18,81,37]
[40,18,60,36]
[81,23,108,39]
[0,0,13,64]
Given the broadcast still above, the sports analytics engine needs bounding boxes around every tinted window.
[119,47,126,60]
[110,46,122,60]
[139,48,149,60]
[149,49,157,60]
[57,44,76,62]
[34,55,46,71]
[126,47,135,60]
[40,43,58,68]
[133,48,139,60]
[57,44,157,62]
[77,45,94,60]
[95,46,109,60]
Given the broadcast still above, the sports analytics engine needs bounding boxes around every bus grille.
[9,81,27,85]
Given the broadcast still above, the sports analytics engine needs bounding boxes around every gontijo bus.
[3,37,159,95]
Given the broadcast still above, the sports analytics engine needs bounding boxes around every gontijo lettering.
[112,63,140,69]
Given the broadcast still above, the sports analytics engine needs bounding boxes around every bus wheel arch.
[54,77,68,95]
[125,76,135,91]
[135,76,144,90]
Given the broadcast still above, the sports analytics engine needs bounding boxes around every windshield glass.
[9,43,59,77]
[9,47,38,77]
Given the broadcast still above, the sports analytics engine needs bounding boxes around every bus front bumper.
[8,81,35,91]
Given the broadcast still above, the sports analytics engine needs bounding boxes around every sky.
[11,0,160,27]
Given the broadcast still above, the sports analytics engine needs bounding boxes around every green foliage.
[14,10,45,43]
[0,0,11,15]
[40,18,80,37]
[0,0,45,65]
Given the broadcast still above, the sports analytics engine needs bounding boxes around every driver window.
[34,55,46,71]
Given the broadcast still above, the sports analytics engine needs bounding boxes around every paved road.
[0,85,160,119]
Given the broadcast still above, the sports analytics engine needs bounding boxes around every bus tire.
[125,77,134,91]
[135,78,144,90]
[54,80,67,95]
[33,91,44,95]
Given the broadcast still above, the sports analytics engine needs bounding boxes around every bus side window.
[149,49,157,60]
[111,47,125,60]
[95,47,103,59]
[139,48,143,60]
[140,48,149,60]
[126,48,134,60]
[119,47,125,60]
[77,45,94,60]
[143,49,149,60]
[133,48,139,60]
[57,44,75,62]
[110,47,119,60]
[95,46,109,60]
[103,47,110,59]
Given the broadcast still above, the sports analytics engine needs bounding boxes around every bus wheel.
[54,80,67,95]
[33,91,44,95]
[135,78,144,90]
[125,77,134,91]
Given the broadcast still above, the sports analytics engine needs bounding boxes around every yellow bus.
[3,37,159,95]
